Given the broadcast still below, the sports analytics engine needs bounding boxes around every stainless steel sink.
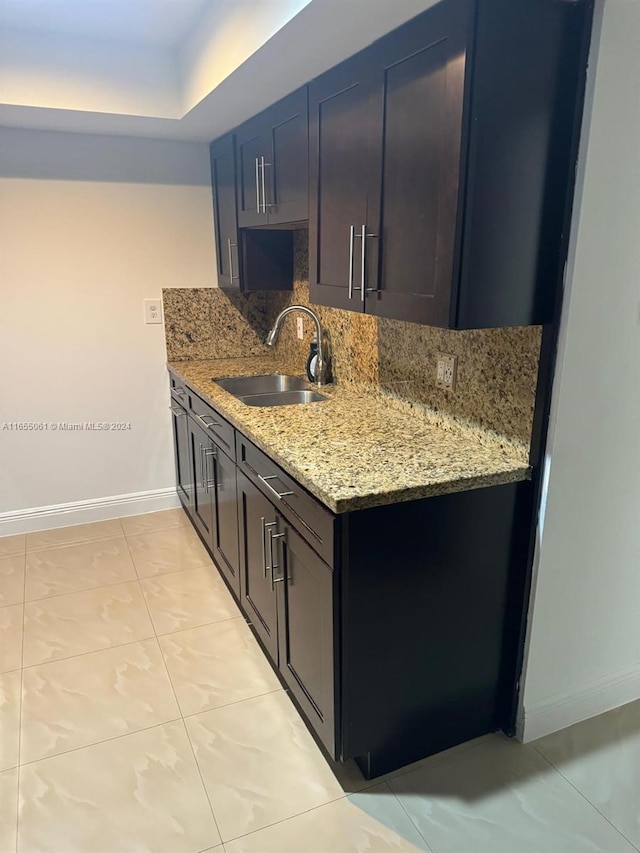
[214,374,327,407]
[241,390,327,407]
[214,374,309,396]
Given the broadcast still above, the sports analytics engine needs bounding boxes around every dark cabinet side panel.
[210,135,240,290]
[170,400,192,510]
[211,445,240,598]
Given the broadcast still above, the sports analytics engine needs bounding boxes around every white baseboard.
[520,662,640,743]
[0,488,181,536]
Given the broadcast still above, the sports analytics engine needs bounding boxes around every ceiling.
[0,0,208,46]
[0,0,439,142]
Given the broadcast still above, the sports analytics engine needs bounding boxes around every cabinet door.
[367,0,469,326]
[275,523,336,756]
[236,116,269,228]
[267,88,309,225]
[170,400,192,510]
[236,472,279,662]
[210,135,241,290]
[309,54,380,312]
[187,420,215,549]
[211,444,240,598]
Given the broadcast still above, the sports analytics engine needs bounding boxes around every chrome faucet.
[266,305,330,386]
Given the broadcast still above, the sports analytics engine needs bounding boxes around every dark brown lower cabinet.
[187,419,215,546]
[170,374,533,780]
[237,472,337,756]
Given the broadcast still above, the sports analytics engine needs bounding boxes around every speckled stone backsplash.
[162,287,289,361]
[273,232,542,445]
[163,231,542,444]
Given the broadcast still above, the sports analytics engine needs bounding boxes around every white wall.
[0,128,216,532]
[520,0,640,741]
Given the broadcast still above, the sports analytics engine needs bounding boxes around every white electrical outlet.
[296,317,304,339]
[144,299,162,324]
[436,353,458,391]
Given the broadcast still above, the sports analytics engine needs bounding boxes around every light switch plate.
[436,353,458,391]
[144,299,162,324]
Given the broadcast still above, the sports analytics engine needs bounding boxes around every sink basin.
[214,374,327,407]
[241,390,327,407]
[214,374,309,396]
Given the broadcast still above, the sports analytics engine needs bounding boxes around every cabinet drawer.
[169,374,189,406]
[236,434,335,566]
[189,392,236,461]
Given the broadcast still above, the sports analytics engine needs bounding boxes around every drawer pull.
[169,406,185,416]
[258,474,294,501]
[196,413,221,431]
[173,387,185,397]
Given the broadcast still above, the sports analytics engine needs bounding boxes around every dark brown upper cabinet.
[236,87,309,228]
[309,0,592,328]
[210,134,293,292]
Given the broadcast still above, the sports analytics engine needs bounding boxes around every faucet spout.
[266,305,330,386]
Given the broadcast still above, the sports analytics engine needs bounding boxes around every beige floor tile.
[23,581,154,667]
[535,700,640,847]
[141,566,239,635]
[0,534,25,558]
[127,525,211,579]
[0,671,21,771]
[226,783,432,853]
[159,619,281,716]
[0,605,23,673]
[25,537,136,601]
[18,721,222,853]
[121,508,190,536]
[389,734,637,853]
[185,691,348,842]
[26,519,124,553]
[0,556,25,607]
[21,639,181,763]
[0,768,18,853]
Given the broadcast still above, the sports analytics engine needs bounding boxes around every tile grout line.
[15,543,27,852]
[121,531,226,849]
[532,744,640,852]
[385,781,439,853]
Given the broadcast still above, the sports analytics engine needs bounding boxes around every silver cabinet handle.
[195,413,220,431]
[258,474,294,500]
[199,444,205,492]
[361,224,378,302]
[173,387,185,398]
[260,516,267,577]
[268,529,286,590]
[263,520,276,577]
[260,155,267,214]
[260,156,273,213]
[204,447,216,493]
[227,239,239,281]
[361,224,367,302]
[348,225,355,299]
[169,406,185,416]
[255,157,261,212]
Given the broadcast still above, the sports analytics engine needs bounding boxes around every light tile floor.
[0,509,638,853]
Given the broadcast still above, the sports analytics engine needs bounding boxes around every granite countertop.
[167,356,531,514]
